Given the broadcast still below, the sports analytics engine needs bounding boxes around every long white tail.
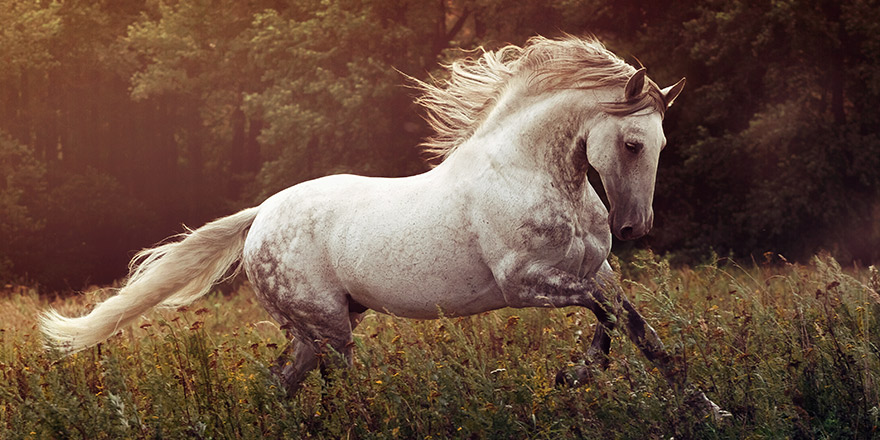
[40,207,260,353]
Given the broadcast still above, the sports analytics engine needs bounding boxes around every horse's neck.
[449,88,598,196]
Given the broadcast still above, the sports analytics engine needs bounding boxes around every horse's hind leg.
[244,222,364,395]
[271,336,319,396]
[317,312,364,382]
[270,305,363,396]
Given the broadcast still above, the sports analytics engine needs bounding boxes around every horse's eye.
[624,141,643,154]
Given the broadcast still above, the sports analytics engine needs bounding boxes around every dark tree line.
[1,0,879,291]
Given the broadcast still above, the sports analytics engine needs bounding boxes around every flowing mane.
[414,35,666,163]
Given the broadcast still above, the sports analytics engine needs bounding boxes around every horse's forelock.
[602,79,667,118]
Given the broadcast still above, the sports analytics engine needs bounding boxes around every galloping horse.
[41,36,727,419]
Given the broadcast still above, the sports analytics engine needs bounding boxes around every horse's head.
[412,36,685,242]
[585,69,685,240]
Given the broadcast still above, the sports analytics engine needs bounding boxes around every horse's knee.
[617,298,679,383]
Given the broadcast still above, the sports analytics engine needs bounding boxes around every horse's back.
[243,172,506,319]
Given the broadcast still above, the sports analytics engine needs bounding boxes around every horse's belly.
[337,244,507,319]
[359,273,505,319]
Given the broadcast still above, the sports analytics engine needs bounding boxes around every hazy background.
[2,0,879,292]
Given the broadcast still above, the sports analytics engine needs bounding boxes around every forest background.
[2,0,879,292]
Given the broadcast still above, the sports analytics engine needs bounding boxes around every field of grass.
[1,252,879,439]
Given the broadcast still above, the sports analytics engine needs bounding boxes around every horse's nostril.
[620,226,634,240]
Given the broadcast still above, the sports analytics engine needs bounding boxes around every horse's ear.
[661,77,686,108]
[625,68,647,100]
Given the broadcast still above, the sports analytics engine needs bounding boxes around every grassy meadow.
[1,252,878,439]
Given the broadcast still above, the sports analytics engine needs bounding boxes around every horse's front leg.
[555,271,613,387]
[590,264,731,420]
[502,261,730,421]
[586,322,611,368]
[615,289,731,421]
[554,323,610,387]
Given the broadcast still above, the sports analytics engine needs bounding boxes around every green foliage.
[2,257,879,438]
[243,2,423,197]
[635,0,880,263]
[0,0,60,81]
[0,133,46,279]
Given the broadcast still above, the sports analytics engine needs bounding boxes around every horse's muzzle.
[612,210,653,241]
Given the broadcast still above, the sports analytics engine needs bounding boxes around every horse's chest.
[520,199,611,277]
[559,220,610,277]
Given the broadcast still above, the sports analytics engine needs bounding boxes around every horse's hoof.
[714,408,733,421]
[705,399,733,423]
[687,388,732,423]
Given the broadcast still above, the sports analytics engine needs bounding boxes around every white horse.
[41,36,728,419]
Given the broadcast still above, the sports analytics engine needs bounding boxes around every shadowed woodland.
[2,0,880,291]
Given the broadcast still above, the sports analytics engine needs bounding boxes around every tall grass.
[0,253,878,439]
